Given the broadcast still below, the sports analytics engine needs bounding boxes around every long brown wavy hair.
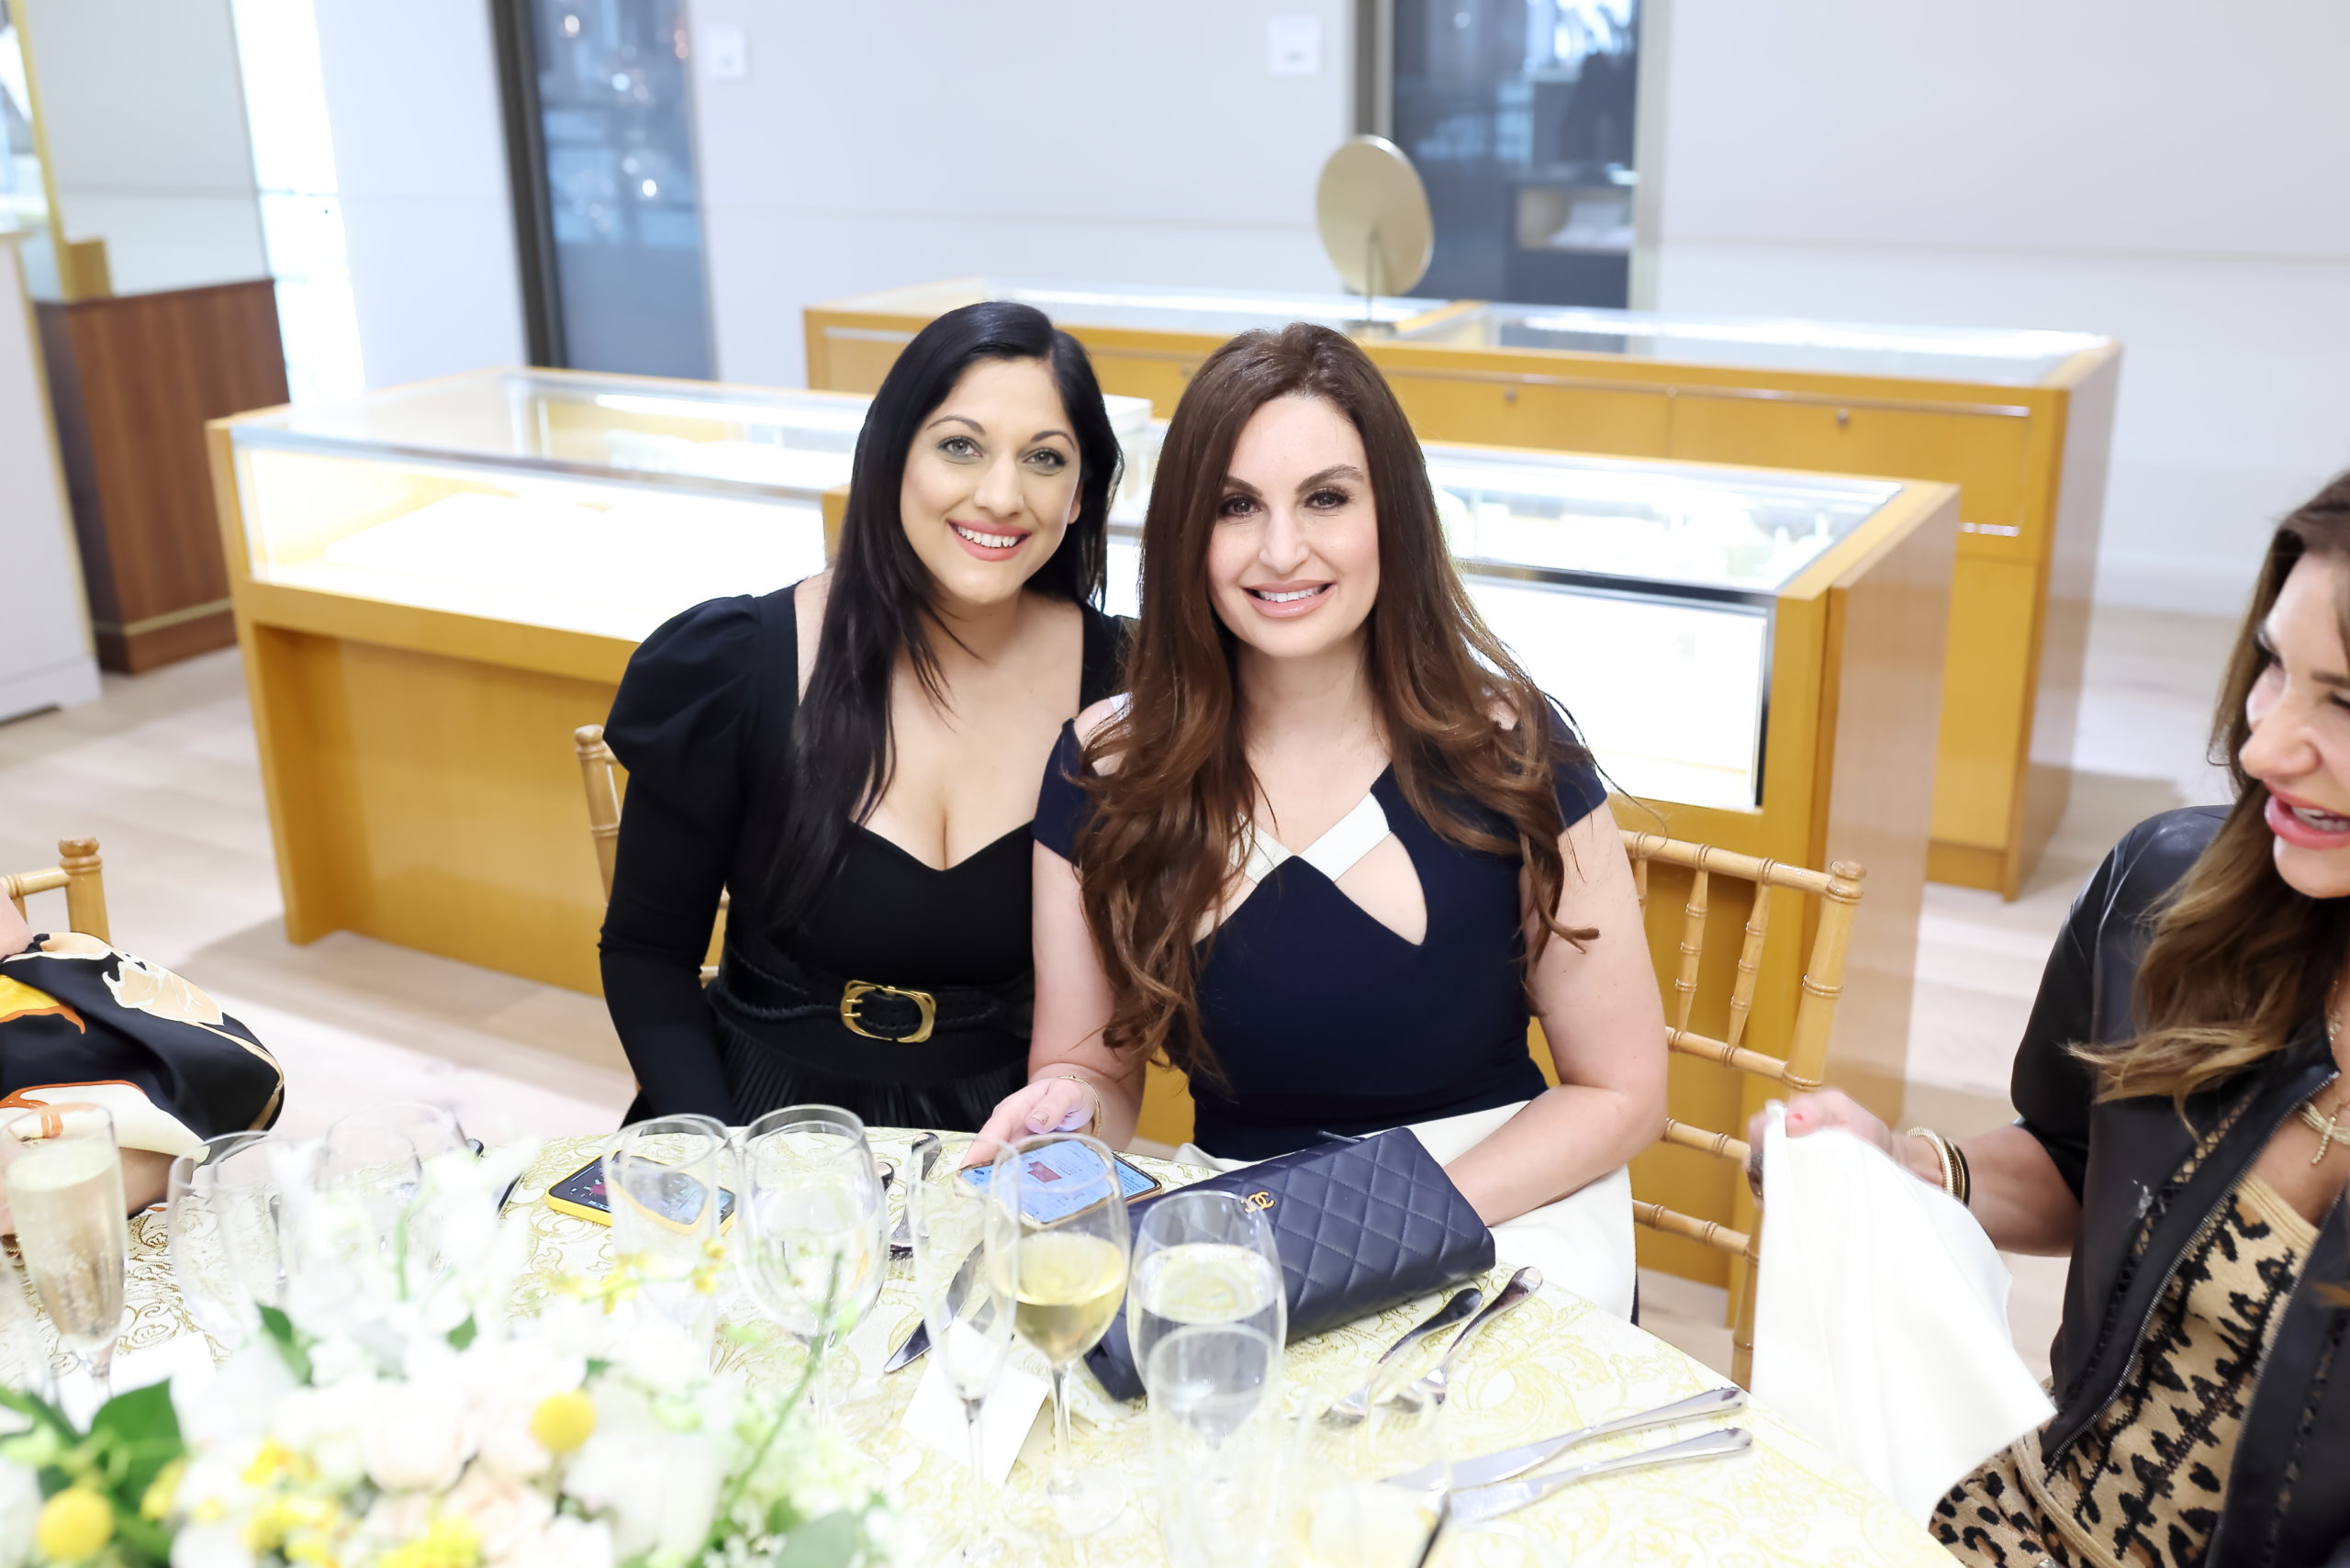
[1070,324,1598,1083]
[2077,470,2350,1102]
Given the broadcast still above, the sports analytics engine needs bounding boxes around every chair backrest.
[574,724,720,983]
[1621,830,1864,1383]
[576,725,623,901]
[4,836,110,944]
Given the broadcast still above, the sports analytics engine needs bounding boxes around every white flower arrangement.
[2,1144,894,1568]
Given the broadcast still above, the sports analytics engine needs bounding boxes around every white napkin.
[1175,1100,1636,1319]
[1751,1103,2053,1519]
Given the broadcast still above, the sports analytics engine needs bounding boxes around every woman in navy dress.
[972,325,1664,1226]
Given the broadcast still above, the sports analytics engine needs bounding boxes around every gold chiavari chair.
[1621,831,1865,1386]
[574,725,721,983]
[3,836,110,944]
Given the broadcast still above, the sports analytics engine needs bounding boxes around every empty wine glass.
[1147,1322,1285,1568]
[286,1121,420,1321]
[1128,1189,1284,1395]
[1426,1520,1567,1568]
[0,1233,58,1402]
[989,1132,1131,1538]
[603,1114,733,1358]
[738,1105,885,1423]
[1292,1379,1450,1568]
[165,1131,270,1347]
[1,1103,129,1406]
[909,1152,1017,1563]
[205,1134,293,1313]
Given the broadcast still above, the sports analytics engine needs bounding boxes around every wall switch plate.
[1268,15,1322,77]
[700,23,748,81]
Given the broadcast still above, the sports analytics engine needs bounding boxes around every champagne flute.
[1128,1189,1284,1395]
[603,1114,733,1358]
[989,1131,1131,1538]
[166,1131,270,1347]
[909,1152,1016,1563]
[1147,1322,1285,1568]
[738,1105,885,1422]
[1,1104,129,1406]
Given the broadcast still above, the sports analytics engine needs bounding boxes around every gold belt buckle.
[839,980,937,1044]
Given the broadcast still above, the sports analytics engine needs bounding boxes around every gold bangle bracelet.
[1905,1126,1963,1203]
[1042,1072,1102,1130]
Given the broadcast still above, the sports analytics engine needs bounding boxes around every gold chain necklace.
[2312,1012,2350,1164]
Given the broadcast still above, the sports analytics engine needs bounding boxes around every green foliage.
[0,1381,183,1567]
[256,1305,312,1383]
[772,1511,861,1568]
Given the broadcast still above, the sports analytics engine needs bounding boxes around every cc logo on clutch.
[1245,1191,1275,1211]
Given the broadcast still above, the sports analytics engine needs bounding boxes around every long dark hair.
[769,301,1123,929]
[2076,470,2350,1103]
[1072,323,1596,1082]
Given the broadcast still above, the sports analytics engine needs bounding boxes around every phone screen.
[961,1146,1158,1224]
[548,1158,736,1227]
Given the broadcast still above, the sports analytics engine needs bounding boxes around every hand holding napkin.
[1751,1103,2053,1519]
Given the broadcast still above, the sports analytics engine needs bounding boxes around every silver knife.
[1447,1428,1751,1527]
[1391,1383,1746,1491]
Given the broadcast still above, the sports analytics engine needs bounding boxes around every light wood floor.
[0,606,2243,1379]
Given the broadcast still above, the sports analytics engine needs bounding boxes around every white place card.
[899,1358,1048,1488]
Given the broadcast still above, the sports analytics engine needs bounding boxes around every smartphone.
[544,1157,737,1233]
[961,1144,1162,1225]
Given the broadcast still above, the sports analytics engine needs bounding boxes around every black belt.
[709,944,1032,1084]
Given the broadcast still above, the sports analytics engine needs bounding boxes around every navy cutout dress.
[1033,721,1607,1159]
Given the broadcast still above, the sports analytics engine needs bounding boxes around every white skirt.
[1175,1100,1636,1319]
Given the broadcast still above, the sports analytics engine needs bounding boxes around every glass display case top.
[1110,424,1899,601]
[1400,303,2108,385]
[1102,433,1906,811]
[1423,444,1898,599]
[231,368,875,498]
[827,277,1463,338]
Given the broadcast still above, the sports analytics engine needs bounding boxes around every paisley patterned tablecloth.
[42,1131,1950,1567]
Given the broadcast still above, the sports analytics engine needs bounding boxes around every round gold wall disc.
[1315,135,1434,301]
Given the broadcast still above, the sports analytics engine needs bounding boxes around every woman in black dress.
[599,302,1126,1130]
[973,324,1665,1227]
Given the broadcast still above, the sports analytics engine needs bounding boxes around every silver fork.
[1391,1265,1540,1409]
[1320,1285,1485,1428]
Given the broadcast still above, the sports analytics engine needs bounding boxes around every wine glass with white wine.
[1,1104,129,1406]
[987,1131,1132,1538]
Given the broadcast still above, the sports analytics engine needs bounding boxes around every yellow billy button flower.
[35,1488,114,1563]
[530,1390,597,1455]
[140,1459,186,1522]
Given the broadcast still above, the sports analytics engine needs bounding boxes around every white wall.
[1651,0,2350,615]
[687,1,1356,387]
[25,0,267,294]
[308,0,525,387]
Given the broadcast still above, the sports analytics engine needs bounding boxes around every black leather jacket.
[2012,806,2350,1568]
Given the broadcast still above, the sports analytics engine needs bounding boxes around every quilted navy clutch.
[1085,1127,1494,1401]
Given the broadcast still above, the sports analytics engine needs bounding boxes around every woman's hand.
[963,1077,1099,1166]
[1746,1090,1942,1190]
